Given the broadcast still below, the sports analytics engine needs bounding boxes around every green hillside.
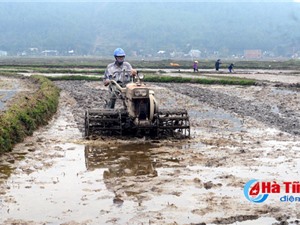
[0,2,300,57]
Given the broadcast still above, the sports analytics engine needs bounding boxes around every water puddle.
[271,105,280,114]
[0,142,197,224]
[0,84,19,111]
[189,107,243,132]
[85,143,158,177]
[272,87,297,95]
[0,165,14,179]
[0,143,89,223]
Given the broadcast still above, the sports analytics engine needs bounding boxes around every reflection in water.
[84,143,157,177]
[85,143,158,205]
[0,165,13,179]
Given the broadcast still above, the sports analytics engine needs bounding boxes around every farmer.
[228,63,234,73]
[193,61,199,72]
[103,48,137,109]
[215,59,222,71]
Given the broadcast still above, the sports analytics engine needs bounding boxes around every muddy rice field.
[0,70,300,225]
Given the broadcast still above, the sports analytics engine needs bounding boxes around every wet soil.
[0,71,300,225]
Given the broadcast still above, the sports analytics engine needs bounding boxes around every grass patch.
[0,75,60,154]
[32,68,104,74]
[0,67,104,75]
[47,75,101,81]
[46,74,256,85]
[144,75,256,85]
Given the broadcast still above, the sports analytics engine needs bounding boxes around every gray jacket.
[103,62,133,84]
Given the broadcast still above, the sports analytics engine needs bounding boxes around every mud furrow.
[158,83,300,135]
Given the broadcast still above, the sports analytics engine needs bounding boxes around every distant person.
[193,61,198,72]
[103,48,137,109]
[228,63,234,73]
[215,59,222,71]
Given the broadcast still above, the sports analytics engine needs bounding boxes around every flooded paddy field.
[0,70,300,225]
[0,76,35,111]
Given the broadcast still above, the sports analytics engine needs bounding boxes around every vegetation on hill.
[0,2,299,57]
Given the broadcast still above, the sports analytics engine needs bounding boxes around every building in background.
[244,49,262,59]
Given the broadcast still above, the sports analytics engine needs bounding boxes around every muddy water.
[0,77,20,111]
[0,81,300,224]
